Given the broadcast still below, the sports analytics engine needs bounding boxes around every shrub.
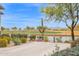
[2,36,11,44]
[30,35,36,41]
[44,36,48,42]
[75,38,79,45]
[12,37,21,45]
[20,38,27,43]
[56,38,62,43]
[0,38,8,47]
[64,41,70,43]
[51,45,79,56]
[70,39,79,48]
[70,41,76,47]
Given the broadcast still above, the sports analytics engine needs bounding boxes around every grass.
[2,30,62,35]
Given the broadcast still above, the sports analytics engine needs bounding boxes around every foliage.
[20,38,27,43]
[30,35,36,41]
[11,27,17,30]
[56,37,62,42]
[70,41,76,47]
[1,26,5,31]
[37,26,47,33]
[70,38,79,47]
[0,34,28,47]
[75,38,79,45]
[64,41,70,43]
[42,3,79,41]
[25,26,35,30]
[51,45,79,56]
[44,36,48,42]
[2,36,11,44]
[12,37,21,45]
[0,38,8,47]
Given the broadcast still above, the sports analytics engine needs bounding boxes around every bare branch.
[63,13,69,19]
[73,7,79,28]
[62,19,71,30]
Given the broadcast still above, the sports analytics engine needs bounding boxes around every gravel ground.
[0,42,71,56]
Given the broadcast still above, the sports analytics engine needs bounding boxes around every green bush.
[0,38,8,47]
[30,35,36,41]
[12,37,21,45]
[0,36,11,47]
[51,45,79,56]
[64,41,70,43]
[20,38,27,43]
[44,36,48,42]
[56,38,62,43]
[2,36,11,44]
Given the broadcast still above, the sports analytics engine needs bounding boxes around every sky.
[1,3,67,29]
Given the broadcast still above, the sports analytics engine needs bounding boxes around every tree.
[1,26,9,31]
[42,3,79,41]
[37,26,47,32]
[12,27,17,30]
[19,28,22,31]
[25,26,35,30]
[1,26,5,31]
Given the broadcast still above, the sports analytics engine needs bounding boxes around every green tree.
[1,26,5,31]
[12,27,17,30]
[42,3,79,41]
[26,26,35,30]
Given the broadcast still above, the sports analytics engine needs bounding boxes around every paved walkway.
[0,42,71,56]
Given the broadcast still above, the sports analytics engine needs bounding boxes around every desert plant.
[56,38,62,43]
[75,38,79,45]
[42,3,79,41]
[20,38,27,43]
[2,36,11,44]
[44,36,48,42]
[64,41,70,43]
[70,41,76,47]
[0,38,8,47]
[12,37,21,45]
[51,45,79,56]
[30,35,36,41]
[70,39,79,47]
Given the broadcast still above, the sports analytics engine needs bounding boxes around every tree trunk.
[71,28,75,41]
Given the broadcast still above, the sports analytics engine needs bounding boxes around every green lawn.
[2,30,62,35]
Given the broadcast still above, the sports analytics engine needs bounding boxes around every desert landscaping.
[0,3,79,56]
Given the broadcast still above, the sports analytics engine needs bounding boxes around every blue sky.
[1,3,66,29]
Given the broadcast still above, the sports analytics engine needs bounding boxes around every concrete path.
[0,42,71,56]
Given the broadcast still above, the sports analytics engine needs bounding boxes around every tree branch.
[62,19,71,30]
[73,7,79,28]
[63,13,69,19]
